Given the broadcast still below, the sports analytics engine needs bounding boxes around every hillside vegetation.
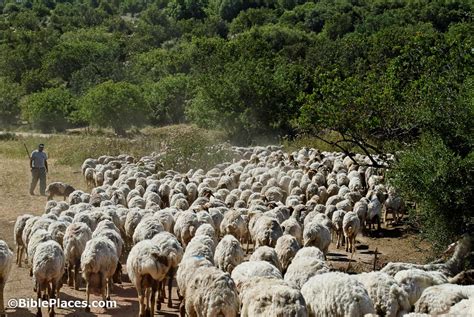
[0,0,472,247]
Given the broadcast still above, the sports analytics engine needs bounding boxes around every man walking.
[30,143,48,196]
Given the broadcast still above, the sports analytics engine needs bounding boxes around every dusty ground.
[0,155,432,317]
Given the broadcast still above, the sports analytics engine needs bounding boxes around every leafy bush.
[0,77,24,126]
[20,87,75,132]
[388,134,473,249]
[77,81,148,135]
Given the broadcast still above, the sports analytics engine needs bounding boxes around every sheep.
[300,272,375,317]
[381,234,472,277]
[343,211,360,253]
[414,284,474,315]
[173,211,200,247]
[445,297,474,315]
[220,209,247,243]
[355,271,411,317]
[280,217,303,244]
[384,189,405,225]
[0,240,13,317]
[183,235,215,264]
[81,236,119,311]
[27,229,53,269]
[132,215,164,244]
[231,261,282,292]
[213,234,244,274]
[176,256,213,299]
[195,223,218,246]
[84,167,96,188]
[253,215,283,248]
[21,216,40,250]
[183,266,240,317]
[274,234,300,274]
[63,222,92,290]
[32,240,65,317]
[126,239,170,316]
[13,214,33,267]
[239,277,307,317]
[394,268,449,308]
[367,194,382,231]
[331,209,346,248]
[353,200,368,234]
[46,182,76,201]
[284,256,330,290]
[303,221,331,255]
[151,232,184,308]
[250,246,281,272]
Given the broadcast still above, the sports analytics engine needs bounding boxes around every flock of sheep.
[0,145,472,317]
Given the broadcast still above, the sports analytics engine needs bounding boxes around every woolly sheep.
[13,214,33,267]
[332,209,346,249]
[231,261,282,292]
[214,235,244,274]
[63,222,92,290]
[355,271,411,317]
[0,240,13,317]
[303,221,331,255]
[239,277,307,317]
[253,216,283,248]
[32,240,65,317]
[151,232,184,307]
[274,234,300,274]
[127,239,170,316]
[414,284,474,315]
[174,211,200,247]
[280,217,303,245]
[301,272,375,317]
[46,182,76,201]
[343,211,360,253]
[183,266,239,317]
[284,256,330,290]
[250,246,281,272]
[132,215,164,244]
[81,236,119,311]
[394,268,449,308]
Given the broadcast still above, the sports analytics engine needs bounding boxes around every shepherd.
[29,143,48,196]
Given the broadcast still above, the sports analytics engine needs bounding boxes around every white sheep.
[63,222,92,290]
[331,209,346,248]
[284,256,330,290]
[250,246,281,272]
[213,234,244,274]
[355,271,410,317]
[293,246,325,261]
[27,229,53,268]
[176,256,213,299]
[81,236,119,311]
[414,284,474,315]
[274,234,300,274]
[253,215,283,248]
[300,272,375,317]
[173,211,200,247]
[239,277,307,316]
[394,268,449,308]
[151,232,184,307]
[280,217,303,245]
[220,209,247,243]
[183,266,240,317]
[13,214,33,267]
[303,221,331,255]
[126,239,170,316]
[132,215,164,244]
[343,211,360,253]
[32,240,65,317]
[0,240,13,317]
[231,261,282,292]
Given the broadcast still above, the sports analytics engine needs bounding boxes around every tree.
[0,77,24,126]
[143,74,193,125]
[20,87,75,132]
[77,81,148,135]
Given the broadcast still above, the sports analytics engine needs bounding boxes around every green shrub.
[388,134,473,249]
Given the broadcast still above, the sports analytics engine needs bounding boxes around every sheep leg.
[150,284,157,317]
[145,287,151,317]
[85,280,91,313]
[0,285,5,317]
[106,278,112,301]
[48,284,55,317]
[74,260,81,290]
[179,299,185,317]
[345,236,349,252]
[36,282,42,317]
[137,278,146,317]
[168,268,175,308]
